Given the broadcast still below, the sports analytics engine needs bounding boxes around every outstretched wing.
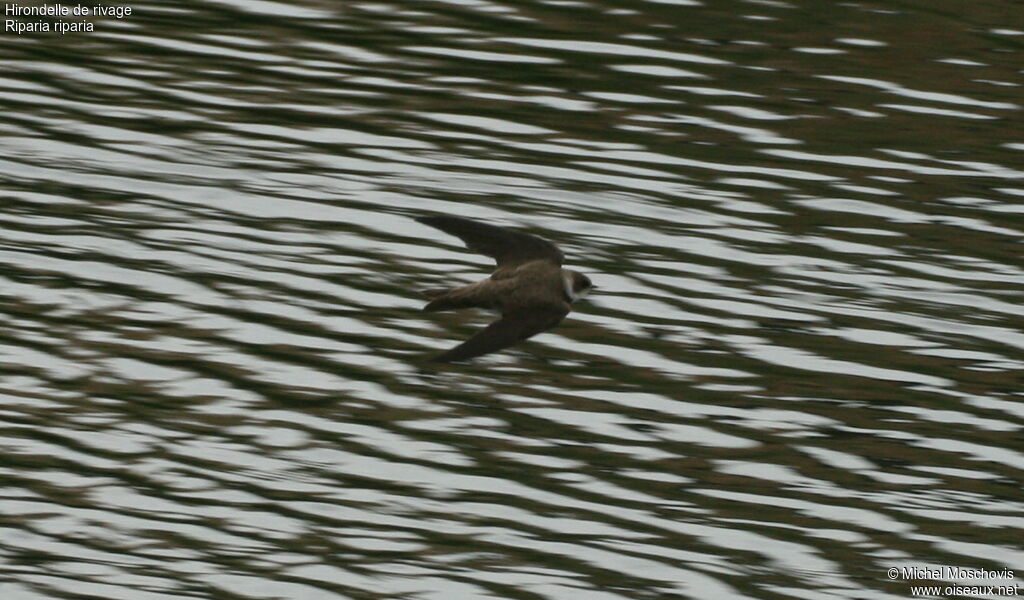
[417,215,564,267]
[433,306,569,362]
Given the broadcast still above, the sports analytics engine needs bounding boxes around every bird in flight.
[416,215,594,362]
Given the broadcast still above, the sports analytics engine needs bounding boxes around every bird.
[415,214,594,362]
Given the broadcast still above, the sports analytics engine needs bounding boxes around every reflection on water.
[1,0,1022,598]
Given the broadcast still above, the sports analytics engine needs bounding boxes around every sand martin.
[416,215,594,362]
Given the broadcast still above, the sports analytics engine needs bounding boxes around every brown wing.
[417,215,564,267]
[432,306,569,362]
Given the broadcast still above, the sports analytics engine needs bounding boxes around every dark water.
[2,1,1023,598]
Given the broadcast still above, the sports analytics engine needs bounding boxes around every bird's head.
[563,270,595,303]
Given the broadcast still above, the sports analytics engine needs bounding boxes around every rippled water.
[2,1,1023,598]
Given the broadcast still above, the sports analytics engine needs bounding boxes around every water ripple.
[1,0,1022,599]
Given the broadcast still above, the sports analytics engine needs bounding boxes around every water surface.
[1,1,1022,599]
